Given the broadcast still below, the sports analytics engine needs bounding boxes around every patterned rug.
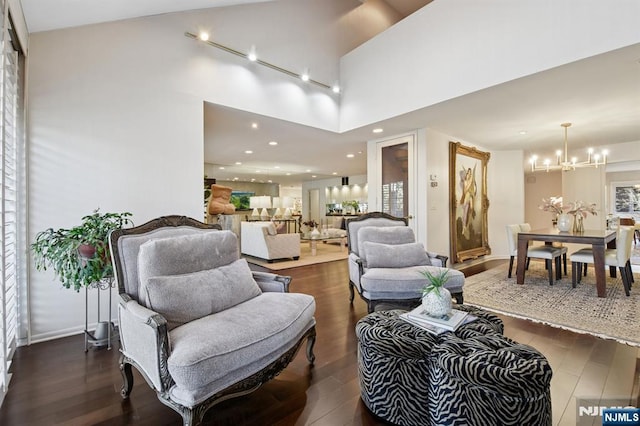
[463,261,640,346]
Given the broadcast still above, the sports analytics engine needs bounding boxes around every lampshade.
[249,196,260,217]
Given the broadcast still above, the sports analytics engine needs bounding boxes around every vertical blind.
[0,2,23,404]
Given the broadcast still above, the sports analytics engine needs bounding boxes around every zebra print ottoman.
[356,307,551,426]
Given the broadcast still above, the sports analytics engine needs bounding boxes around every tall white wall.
[25,0,384,342]
[339,0,640,131]
[368,127,525,262]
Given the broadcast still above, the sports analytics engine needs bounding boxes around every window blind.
[0,5,22,404]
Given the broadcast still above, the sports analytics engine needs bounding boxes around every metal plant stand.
[84,277,118,351]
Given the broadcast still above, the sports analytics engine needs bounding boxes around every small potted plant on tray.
[420,268,452,318]
[31,209,133,291]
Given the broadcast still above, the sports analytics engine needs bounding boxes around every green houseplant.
[420,268,452,317]
[31,209,133,292]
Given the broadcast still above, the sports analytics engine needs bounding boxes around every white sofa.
[241,221,300,262]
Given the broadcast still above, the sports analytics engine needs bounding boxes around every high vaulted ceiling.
[20,0,640,186]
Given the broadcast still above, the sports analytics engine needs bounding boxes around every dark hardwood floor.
[1,259,638,425]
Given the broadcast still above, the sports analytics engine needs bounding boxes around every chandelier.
[529,123,608,172]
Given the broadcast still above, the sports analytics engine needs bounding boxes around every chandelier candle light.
[530,123,608,172]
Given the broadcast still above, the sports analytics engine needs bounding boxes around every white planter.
[421,287,452,317]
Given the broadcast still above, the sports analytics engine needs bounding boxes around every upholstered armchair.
[109,216,316,426]
[240,221,300,262]
[347,212,465,313]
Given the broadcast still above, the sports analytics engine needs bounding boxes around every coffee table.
[300,234,347,255]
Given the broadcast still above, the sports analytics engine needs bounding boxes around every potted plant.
[420,268,452,318]
[31,209,133,292]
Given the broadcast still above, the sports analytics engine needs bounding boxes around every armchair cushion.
[168,292,316,403]
[137,231,237,307]
[145,259,262,330]
[363,241,432,268]
[357,226,415,258]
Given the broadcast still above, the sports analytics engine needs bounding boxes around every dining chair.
[520,223,567,276]
[569,226,634,296]
[506,224,567,285]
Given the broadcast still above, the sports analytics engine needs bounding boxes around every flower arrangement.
[539,196,565,215]
[566,201,598,218]
[302,220,318,229]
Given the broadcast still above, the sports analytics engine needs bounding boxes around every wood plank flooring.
[0,259,638,425]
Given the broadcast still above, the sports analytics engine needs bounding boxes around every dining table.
[515,228,617,298]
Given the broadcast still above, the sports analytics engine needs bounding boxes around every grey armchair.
[347,212,465,313]
[109,216,316,426]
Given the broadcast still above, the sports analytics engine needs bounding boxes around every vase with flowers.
[539,197,571,231]
[302,219,320,237]
[567,201,597,233]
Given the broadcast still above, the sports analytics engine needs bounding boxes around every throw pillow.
[357,226,416,259]
[265,223,277,236]
[362,241,431,268]
[144,258,262,330]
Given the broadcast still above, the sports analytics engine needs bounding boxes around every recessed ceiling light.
[244,150,253,154]
[219,166,225,170]
[256,170,261,173]
[372,128,383,134]
[198,32,209,41]
[306,169,311,173]
[519,130,527,135]
[332,172,337,175]
[235,161,242,165]
[274,166,280,169]
[346,154,354,158]
[286,173,291,176]
[268,141,278,146]
[251,123,258,129]
[312,175,317,178]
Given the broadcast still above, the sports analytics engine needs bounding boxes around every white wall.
[339,0,640,131]
[524,171,563,230]
[25,0,385,342]
[368,127,525,263]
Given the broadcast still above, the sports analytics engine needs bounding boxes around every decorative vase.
[421,287,452,318]
[573,214,584,233]
[557,213,571,232]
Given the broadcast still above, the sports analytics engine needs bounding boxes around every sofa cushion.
[363,241,431,268]
[168,292,316,392]
[145,258,261,330]
[357,226,415,260]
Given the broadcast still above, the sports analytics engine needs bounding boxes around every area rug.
[243,241,348,271]
[463,261,640,346]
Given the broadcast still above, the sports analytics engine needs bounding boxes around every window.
[0,7,24,404]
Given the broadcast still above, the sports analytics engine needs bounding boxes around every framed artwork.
[449,142,491,263]
[611,181,640,215]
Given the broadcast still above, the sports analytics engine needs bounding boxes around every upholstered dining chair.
[520,223,567,276]
[506,224,567,285]
[569,225,634,296]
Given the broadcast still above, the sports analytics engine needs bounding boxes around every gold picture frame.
[449,141,491,263]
